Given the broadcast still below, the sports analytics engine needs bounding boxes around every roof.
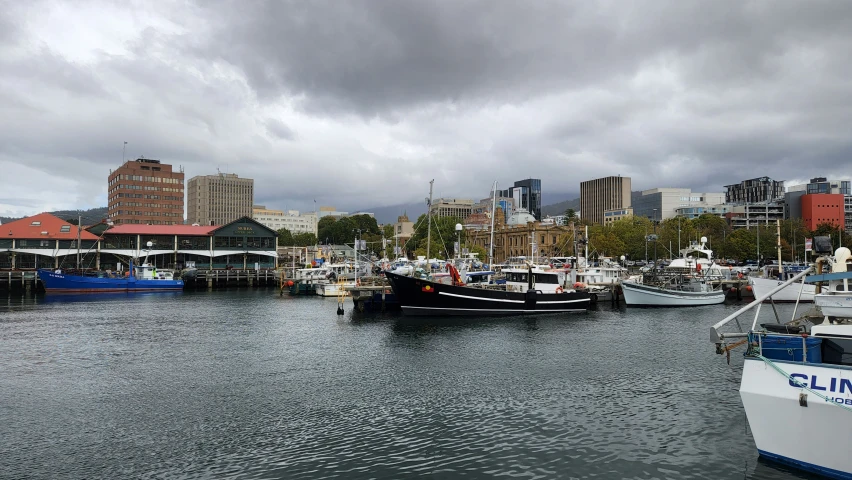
[3,213,100,240]
[105,224,218,236]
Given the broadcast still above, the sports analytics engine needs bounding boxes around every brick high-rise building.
[580,176,631,225]
[107,158,185,225]
[187,173,254,226]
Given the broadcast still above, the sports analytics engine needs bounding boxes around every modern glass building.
[499,179,542,221]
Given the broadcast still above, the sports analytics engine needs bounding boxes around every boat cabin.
[503,267,567,293]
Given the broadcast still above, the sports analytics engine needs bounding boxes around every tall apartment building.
[724,177,785,205]
[187,173,254,226]
[498,179,542,220]
[107,158,185,225]
[579,176,631,225]
[252,206,318,235]
[429,198,474,219]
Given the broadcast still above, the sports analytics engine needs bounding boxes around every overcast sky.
[2,0,851,219]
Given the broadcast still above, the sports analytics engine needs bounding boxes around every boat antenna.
[489,180,497,266]
[426,179,434,261]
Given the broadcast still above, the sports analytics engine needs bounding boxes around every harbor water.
[1,291,814,479]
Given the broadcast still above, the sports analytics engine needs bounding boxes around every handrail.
[710,266,813,344]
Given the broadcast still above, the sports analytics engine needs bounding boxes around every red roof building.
[104,224,217,236]
[3,213,99,241]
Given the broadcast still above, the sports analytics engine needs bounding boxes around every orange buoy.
[287,280,294,287]
[745,285,752,291]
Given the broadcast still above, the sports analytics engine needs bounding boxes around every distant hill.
[1,207,109,226]
[542,197,580,217]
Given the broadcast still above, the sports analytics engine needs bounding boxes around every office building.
[603,207,633,225]
[631,188,725,221]
[801,194,845,231]
[785,177,852,233]
[724,177,785,205]
[317,206,349,219]
[727,203,786,229]
[187,173,254,226]
[252,206,318,235]
[429,198,474,219]
[580,176,631,225]
[107,158,185,225]
[498,179,542,220]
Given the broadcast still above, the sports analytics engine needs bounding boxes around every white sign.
[805,238,813,252]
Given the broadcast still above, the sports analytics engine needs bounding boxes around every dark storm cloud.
[2,0,852,217]
[265,118,296,141]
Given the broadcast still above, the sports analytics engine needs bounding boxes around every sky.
[2,0,851,219]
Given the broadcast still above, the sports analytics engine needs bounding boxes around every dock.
[0,271,40,292]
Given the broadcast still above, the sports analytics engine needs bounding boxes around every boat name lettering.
[789,373,852,394]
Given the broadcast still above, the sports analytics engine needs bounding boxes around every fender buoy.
[556,286,564,294]
[696,263,702,272]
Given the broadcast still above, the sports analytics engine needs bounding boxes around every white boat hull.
[815,294,852,319]
[315,283,353,297]
[740,358,852,478]
[621,281,725,306]
[750,276,816,302]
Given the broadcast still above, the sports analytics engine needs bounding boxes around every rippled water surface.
[1,290,815,479]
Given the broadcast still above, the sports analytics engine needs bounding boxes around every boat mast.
[489,180,497,266]
[584,225,589,264]
[426,179,434,261]
[76,214,81,270]
[776,219,782,270]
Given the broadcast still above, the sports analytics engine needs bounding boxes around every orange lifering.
[556,286,564,294]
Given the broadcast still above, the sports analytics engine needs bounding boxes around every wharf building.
[252,206,318,235]
[0,213,278,271]
[580,176,631,225]
[631,188,725,221]
[107,158,185,225]
[498,178,542,221]
[187,173,254,226]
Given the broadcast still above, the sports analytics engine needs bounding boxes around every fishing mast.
[489,180,497,266]
[426,179,434,260]
[76,214,81,270]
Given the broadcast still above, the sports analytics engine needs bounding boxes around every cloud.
[1,0,851,220]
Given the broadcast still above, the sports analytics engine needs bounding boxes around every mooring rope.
[754,354,852,413]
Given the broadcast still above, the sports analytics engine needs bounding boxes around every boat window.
[507,273,528,282]
[533,273,558,284]
[837,285,846,292]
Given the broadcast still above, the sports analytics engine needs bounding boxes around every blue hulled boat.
[38,260,183,293]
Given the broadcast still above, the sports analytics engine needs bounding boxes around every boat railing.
[711,266,813,353]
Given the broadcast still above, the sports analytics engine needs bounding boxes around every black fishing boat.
[384,265,591,316]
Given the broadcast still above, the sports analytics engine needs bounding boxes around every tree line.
[573,214,851,263]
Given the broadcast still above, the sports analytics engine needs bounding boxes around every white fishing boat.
[621,278,725,306]
[712,236,852,479]
[621,237,725,307]
[750,265,816,303]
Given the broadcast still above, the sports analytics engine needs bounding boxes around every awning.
[211,250,278,258]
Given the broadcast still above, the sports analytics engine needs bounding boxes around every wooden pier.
[184,269,279,289]
[0,271,40,292]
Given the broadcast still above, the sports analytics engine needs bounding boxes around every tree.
[563,208,576,225]
[277,228,294,246]
[292,232,317,247]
